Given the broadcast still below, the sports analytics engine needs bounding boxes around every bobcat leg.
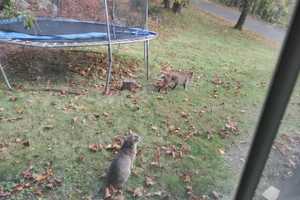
[183,82,187,90]
[171,82,178,89]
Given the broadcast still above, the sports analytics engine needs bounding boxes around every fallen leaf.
[225,120,239,132]
[211,75,224,86]
[186,185,193,195]
[21,166,33,180]
[43,125,54,131]
[103,112,109,117]
[145,176,156,187]
[132,187,144,198]
[180,112,189,118]
[15,138,22,143]
[15,108,24,114]
[9,96,17,102]
[34,167,54,183]
[105,143,121,152]
[88,144,103,152]
[218,149,225,155]
[151,126,158,131]
[72,117,80,124]
[0,187,10,198]
[157,96,163,100]
[180,172,192,183]
[212,191,220,200]
[22,140,30,147]
[12,183,30,193]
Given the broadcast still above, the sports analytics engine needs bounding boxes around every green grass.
[0,6,288,200]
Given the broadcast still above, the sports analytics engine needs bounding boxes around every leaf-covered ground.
[0,6,293,200]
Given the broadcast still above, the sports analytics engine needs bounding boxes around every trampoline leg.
[0,64,12,90]
[144,40,150,80]
[104,0,113,95]
[104,47,113,95]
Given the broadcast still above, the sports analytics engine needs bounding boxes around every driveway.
[194,0,287,43]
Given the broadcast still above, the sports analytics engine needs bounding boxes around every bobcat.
[106,133,141,189]
[158,70,193,92]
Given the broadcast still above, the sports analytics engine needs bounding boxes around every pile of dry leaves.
[4,48,140,90]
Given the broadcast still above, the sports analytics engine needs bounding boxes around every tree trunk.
[163,0,171,9]
[230,0,241,7]
[234,0,252,30]
[172,1,182,13]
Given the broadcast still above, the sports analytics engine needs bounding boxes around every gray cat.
[106,133,141,189]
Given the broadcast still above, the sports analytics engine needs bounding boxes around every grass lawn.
[0,6,288,200]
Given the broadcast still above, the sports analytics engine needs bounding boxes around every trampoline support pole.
[0,63,12,90]
[144,0,150,80]
[104,0,113,95]
[144,40,149,80]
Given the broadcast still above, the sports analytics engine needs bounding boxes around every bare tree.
[163,0,171,9]
[234,0,254,30]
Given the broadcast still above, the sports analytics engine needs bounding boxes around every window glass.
[0,0,297,199]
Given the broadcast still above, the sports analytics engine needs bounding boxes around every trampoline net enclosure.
[0,0,156,47]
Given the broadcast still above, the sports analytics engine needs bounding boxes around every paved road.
[194,0,287,43]
[278,165,300,200]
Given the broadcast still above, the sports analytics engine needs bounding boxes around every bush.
[215,0,294,26]
[0,0,36,29]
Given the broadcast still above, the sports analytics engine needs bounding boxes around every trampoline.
[0,0,157,93]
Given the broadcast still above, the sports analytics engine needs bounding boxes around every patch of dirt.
[0,44,140,90]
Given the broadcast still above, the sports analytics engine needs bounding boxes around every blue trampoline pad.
[0,17,157,47]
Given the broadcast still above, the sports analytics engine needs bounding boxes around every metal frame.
[0,0,156,91]
[234,1,300,199]
[144,0,150,80]
[103,0,151,93]
[0,63,12,89]
[103,0,113,95]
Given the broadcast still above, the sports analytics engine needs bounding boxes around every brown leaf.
[132,187,144,198]
[180,172,192,183]
[151,126,158,131]
[145,191,163,197]
[34,167,54,183]
[151,147,161,167]
[12,183,30,193]
[88,144,103,152]
[43,125,54,131]
[15,138,22,143]
[35,174,49,182]
[186,185,193,195]
[211,75,224,86]
[22,140,30,147]
[21,166,33,180]
[0,187,10,198]
[218,149,225,155]
[225,119,239,132]
[105,143,121,152]
[103,112,109,117]
[15,108,24,114]
[9,96,17,102]
[78,155,85,162]
[180,112,189,118]
[145,176,156,187]
[212,191,220,200]
[72,117,80,124]
[104,187,112,199]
